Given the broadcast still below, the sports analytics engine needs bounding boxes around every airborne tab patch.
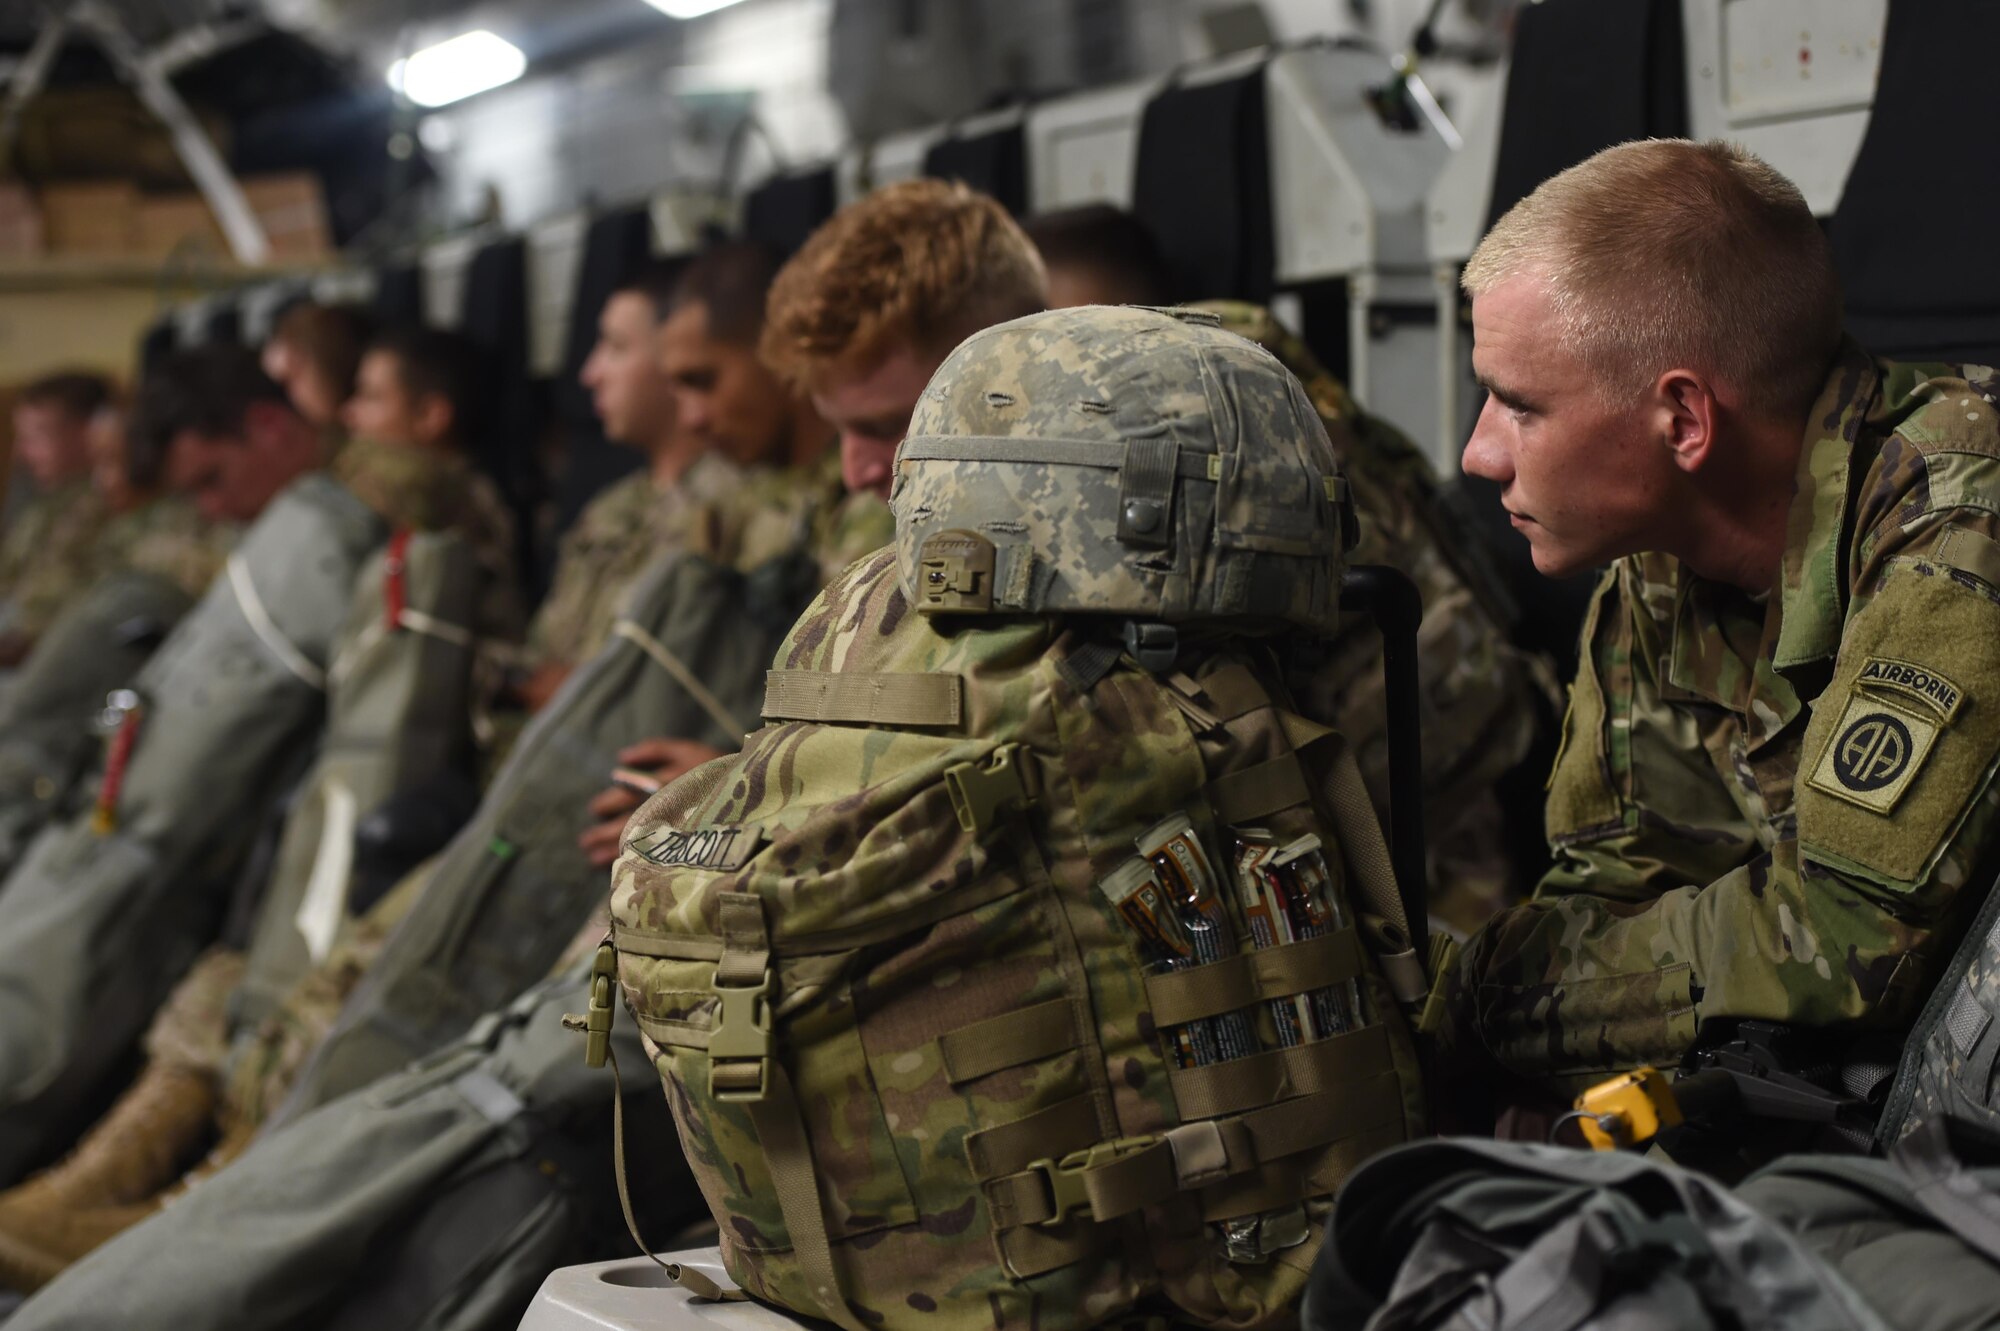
[1807,696,1941,815]
[1855,656,1966,722]
[631,824,765,872]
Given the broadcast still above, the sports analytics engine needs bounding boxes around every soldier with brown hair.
[260,300,374,434]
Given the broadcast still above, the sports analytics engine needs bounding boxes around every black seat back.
[923,122,1029,215]
[1130,67,1272,304]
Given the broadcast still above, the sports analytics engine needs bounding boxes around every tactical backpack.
[233,529,490,1030]
[0,570,196,881]
[1302,1137,1892,1331]
[604,308,1432,1329]
[272,542,826,1122]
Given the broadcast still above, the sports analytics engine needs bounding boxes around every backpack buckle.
[709,966,774,1103]
[561,942,619,1069]
[945,743,1036,834]
[1023,1135,1157,1226]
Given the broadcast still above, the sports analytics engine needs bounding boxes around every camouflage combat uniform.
[1201,302,1549,931]
[83,496,237,602]
[0,480,108,640]
[524,451,747,672]
[1455,342,2000,1092]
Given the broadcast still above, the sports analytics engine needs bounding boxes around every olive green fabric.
[0,571,198,880]
[0,474,386,1181]
[610,548,1426,1330]
[1303,1138,1891,1331]
[232,531,491,1029]
[273,543,831,1122]
[4,961,689,1331]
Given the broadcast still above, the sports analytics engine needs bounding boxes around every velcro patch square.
[1807,695,1940,815]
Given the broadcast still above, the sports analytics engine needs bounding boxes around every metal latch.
[1022,1136,1157,1226]
[560,942,619,1069]
[944,743,1035,834]
[917,529,996,613]
[708,966,774,1103]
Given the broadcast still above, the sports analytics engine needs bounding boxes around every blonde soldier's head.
[1460,139,1842,587]
[762,179,1048,501]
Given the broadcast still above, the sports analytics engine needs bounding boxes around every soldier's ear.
[414,391,455,449]
[1656,369,1718,475]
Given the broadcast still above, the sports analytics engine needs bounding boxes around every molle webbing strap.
[613,620,745,740]
[1142,927,1363,1028]
[939,998,1076,1084]
[1117,436,1179,548]
[984,1075,1407,1230]
[1055,639,1124,696]
[897,435,1220,482]
[715,893,770,987]
[1196,662,1273,722]
[1167,1022,1393,1121]
[969,1095,1104,1184]
[1207,753,1312,825]
[762,669,963,728]
[227,554,326,690]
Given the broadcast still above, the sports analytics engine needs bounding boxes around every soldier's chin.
[1526,536,1588,580]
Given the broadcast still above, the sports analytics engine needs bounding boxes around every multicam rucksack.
[606,307,1431,1329]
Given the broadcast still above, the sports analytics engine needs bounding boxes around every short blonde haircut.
[761,179,1048,393]
[1463,139,1842,420]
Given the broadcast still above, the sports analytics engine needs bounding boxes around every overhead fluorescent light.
[388,30,527,108]
[643,0,751,18]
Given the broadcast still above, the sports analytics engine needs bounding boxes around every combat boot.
[0,1060,214,1219]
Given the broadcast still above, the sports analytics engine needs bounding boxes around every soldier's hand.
[578,738,727,868]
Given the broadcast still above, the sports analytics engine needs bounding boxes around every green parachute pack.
[270,539,828,1123]
[0,570,197,880]
[1877,868,2000,1148]
[0,473,385,1180]
[606,307,1432,1330]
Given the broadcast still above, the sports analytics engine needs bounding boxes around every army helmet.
[893,304,1352,635]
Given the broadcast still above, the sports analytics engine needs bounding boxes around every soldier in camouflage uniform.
[1443,141,2000,1115]
[516,259,759,708]
[0,372,115,661]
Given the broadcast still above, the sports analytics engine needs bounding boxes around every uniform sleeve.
[1459,507,2000,1085]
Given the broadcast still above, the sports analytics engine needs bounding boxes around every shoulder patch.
[1807,695,1940,814]
[1855,656,1965,721]
[630,824,766,872]
[1799,561,2000,885]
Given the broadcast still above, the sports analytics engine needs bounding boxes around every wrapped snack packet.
[1099,856,1220,1069]
[1138,814,1255,1062]
[1271,834,1366,1033]
[1232,832,1313,1048]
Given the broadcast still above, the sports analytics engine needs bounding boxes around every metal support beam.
[0,9,70,168]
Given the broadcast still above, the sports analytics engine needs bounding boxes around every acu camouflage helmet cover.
[893,305,1354,634]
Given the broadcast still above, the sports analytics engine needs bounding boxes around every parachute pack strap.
[1892,1117,2000,1266]
[395,607,475,650]
[1117,436,1179,549]
[1143,927,1363,1028]
[613,619,746,739]
[744,1062,872,1331]
[1194,661,1272,722]
[761,669,963,727]
[1168,1021,1394,1120]
[227,553,326,690]
[1055,638,1124,696]
[709,893,774,1101]
[1315,733,1427,1005]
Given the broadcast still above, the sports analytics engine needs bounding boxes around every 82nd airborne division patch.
[1808,694,1941,815]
